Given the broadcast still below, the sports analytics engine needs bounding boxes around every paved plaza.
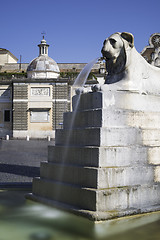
[0,139,54,188]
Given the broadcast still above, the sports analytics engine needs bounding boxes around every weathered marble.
[27,90,160,221]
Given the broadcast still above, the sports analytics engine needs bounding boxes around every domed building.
[27,37,60,79]
[11,37,69,139]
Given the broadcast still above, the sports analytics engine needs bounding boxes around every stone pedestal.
[27,90,160,221]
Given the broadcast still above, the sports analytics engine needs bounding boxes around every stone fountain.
[27,32,160,221]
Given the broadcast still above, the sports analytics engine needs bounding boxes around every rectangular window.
[30,110,49,123]
[4,110,11,122]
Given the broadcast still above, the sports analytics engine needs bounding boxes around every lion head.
[101,32,134,84]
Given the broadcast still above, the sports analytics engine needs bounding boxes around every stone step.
[32,177,160,212]
[56,127,160,147]
[32,177,97,211]
[148,147,160,165]
[63,108,160,129]
[48,145,149,167]
[142,129,160,146]
[97,183,160,212]
[55,127,142,147]
[40,162,154,189]
[154,166,160,182]
[72,91,160,112]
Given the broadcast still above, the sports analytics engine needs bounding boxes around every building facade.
[0,37,101,139]
[12,79,69,139]
[12,37,69,139]
[0,82,12,137]
[0,48,18,66]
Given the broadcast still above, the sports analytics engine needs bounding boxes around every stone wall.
[0,63,101,73]
[13,102,28,130]
[52,83,69,130]
[13,83,28,131]
[0,63,28,72]
[13,84,28,99]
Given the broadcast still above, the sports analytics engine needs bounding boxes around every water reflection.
[0,190,160,240]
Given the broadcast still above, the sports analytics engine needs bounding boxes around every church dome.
[27,36,60,79]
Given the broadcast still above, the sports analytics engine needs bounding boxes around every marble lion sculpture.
[93,32,160,95]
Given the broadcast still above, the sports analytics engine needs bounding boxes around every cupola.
[27,36,60,79]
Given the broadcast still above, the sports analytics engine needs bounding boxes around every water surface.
[0,190,160,240]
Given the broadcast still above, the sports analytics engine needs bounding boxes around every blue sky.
[1,0,160,63]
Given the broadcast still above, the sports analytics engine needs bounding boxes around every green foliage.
[60,71,78,79]
[0,72,27,79]
[60,71,97,80]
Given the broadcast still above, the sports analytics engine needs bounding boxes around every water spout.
[73,57,100,87]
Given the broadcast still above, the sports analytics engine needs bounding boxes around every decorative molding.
[52,99,68,102]
[31,87,50,96]
[13,99,28,102]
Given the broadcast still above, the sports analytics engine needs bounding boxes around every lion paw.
[92,84,102,92]
[75,87,91,95]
